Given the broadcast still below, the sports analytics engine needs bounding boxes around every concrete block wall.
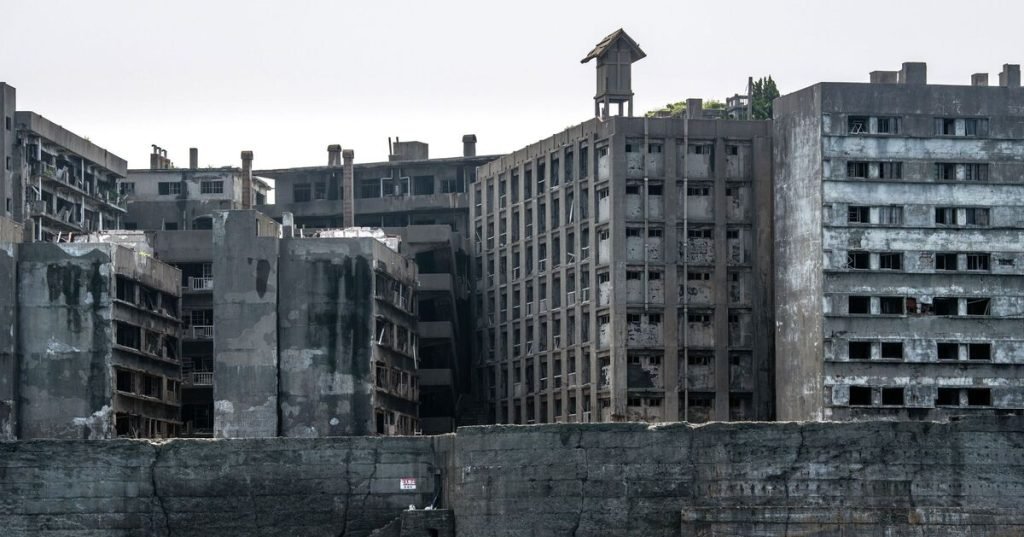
[0,435,450,537]
[0,240,17,439]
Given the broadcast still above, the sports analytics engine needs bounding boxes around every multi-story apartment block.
[213,210,421,437]
[3,239,182,439]
[775,62,1024,420]
[0,83,128,241]
[470,30,774,425]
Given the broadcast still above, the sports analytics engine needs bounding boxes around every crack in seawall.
[149,442,170,536]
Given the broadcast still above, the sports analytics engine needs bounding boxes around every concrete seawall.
[1,418,1022,536]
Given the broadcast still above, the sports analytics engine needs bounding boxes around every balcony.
[33,163,127,212]
[189,325,214,339]
[186,277,213,292]
[419,273,454,293]
[192,371,214,386]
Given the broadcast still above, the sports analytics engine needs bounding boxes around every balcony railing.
[187,277,214,291]
[192,371,214,386]
[190,325,214,339]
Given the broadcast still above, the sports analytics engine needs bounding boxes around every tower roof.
[581,29,647,64]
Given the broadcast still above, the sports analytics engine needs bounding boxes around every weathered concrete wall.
[453,418,1024,536]
[213,211,281,438]
[773,85,825,421]
[0,240,18,439]
[0,419,1021,536]
[0,435,450,537]
[16,243,115,439]
[278,238,376,437]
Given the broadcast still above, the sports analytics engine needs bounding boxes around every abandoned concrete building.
[470,30,774,425]
[0,239,182,440]
[213,210,421,437]
[775,62,1024,421]
[0,83,128,242]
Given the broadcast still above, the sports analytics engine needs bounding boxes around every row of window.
[846,295,992,315]
[141,180,224,196]
[841,162,989,181]
[846,205,991,226]
[846,116,989,137]
[846,341,991,361]
[845,386,992,408]
[844,252,991,272]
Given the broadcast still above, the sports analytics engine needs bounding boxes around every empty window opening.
[880,342,903,360]
[881,387,905,406]
[933,297,958,316]
[847,161,869,178]
[937,343,959,361]
[879,296,905,315]
[965,208,989,226]
[935,253,958,271]
[116,369,133,392]
[848,116,868,134]
[848,341,872,360]
[936,388,960,406]
[848,296,870,314]
[879,162,903,179]
[849,386,872,406]
[847,251,870,269]
[966,298,991,316]
[966,254,990,271]
[935,207,957,225]
[968,343,991,361]
[967,388,991,406]
[848,206,870,223]
[879,253,902,270]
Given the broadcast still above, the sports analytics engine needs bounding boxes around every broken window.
[935,253,958,271]
[848,116,868,134]
[964,163,988,181]
[688,271,710,281]
[881,387,905,406]
[879,253,902,270]
[965,208,989,226]
[967,388,991,406]
[966,298,991,316]
[880,342,903,360]
[687,186,710,196]
[878,206,902,225]
[688,144,713,155]
[879,162,902,179]
[848,341,872,360]
[876,117,900,134]
[966,254,990,271]
[116,369,134,392]
[688,228,712,239]
[849,386,872,406]
[968,343,991,361]
[936,388,960,406]
[935,163,957,180]
[116,322,141,349]
[935,207,957,225]
[847,161,869,178]
[937,343,959,360]
[413,175,434,195]
[847,251,870,269]
[847,206,870,224]
[879,296,905,315]
[933,297,958,315]
[848,296,870,314]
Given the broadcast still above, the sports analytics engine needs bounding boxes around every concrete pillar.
[328,144,342,167]
[240,151,253,209]
[342,149,355,228]
[189,148,198,169]
[462,134,477,157]
[1000,64,1021,87]
[971,73,989,87]
[0,242,17,439]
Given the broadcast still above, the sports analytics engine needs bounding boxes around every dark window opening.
[847,251,869,269]
[879,296,905,315]
[966,298,991,316]
[848,341,872,360]
[881,387,905,406]
[968,343,991,361]
[293,183,312,202]
[967,254,990,271]
[967,388,991,406]
[879,253,902,270]
[935,253,958,271]
[848,206,870,223]
[848,296,870,314]
[935,207,957,225]
[937,343,959,361]
[849,386,872,406]
[116,369,133,392]
[933,297,958,316]
[847,161,869,178]
[848,116,868,134]
[936,388,960,406]
[880,342,903,360]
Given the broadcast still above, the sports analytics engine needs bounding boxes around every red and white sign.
[400,478,417,490]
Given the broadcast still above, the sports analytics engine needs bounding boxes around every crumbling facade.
[213,210,420,437]
[470,30,774,425]
[774,62,1024,420]
[0,83,128,241]
[8,240,182,439]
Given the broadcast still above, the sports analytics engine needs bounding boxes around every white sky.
[2,0,1021,169]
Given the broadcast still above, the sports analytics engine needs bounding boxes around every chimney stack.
[898,62,927,85]
[189,147,198,169]
[1000,64,1021,88]
[971,73,989,87]
[342,149,355,228]
[240,150,253,209]
[686,98,704,119]
[462,134,477,157]
[328,144,342,167]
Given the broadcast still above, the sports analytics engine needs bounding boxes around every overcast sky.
[2,0,1021,169]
